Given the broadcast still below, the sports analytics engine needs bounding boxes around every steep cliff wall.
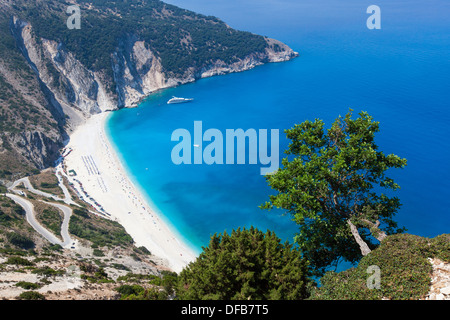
[0,0,299,176]
[199,38,298,78]
[11,16,298,119]
[112,35,298,109]
[0,16,65,172]
[11,16,116,131]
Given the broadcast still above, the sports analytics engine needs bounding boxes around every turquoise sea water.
[107,0,450,259]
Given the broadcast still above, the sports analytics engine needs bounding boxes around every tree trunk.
[347,220,371,256]
[361,219,387,242]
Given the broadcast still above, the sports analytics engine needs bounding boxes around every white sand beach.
[62,112,197,273]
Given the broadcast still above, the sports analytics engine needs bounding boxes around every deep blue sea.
[107,0,450,261]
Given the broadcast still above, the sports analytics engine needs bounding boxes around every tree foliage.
[261,110,407,275]
[176,227,312,300]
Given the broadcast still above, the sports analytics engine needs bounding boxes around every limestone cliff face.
[112,37,168,108]
[6,131,61,170]
[112,35,298,109]
[2,17,65,170]
[11,17,298,125]
[5,15,297,172]
[11,16,116,131]
[199,38,298,78]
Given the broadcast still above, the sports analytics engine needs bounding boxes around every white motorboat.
[167,96,194,104]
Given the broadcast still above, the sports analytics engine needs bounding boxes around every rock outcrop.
[424,258,450,300]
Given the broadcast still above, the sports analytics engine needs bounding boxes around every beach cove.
[107,0,450,263]
[64,0,449,274]
[62,112,197,273]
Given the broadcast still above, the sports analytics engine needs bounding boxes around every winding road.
[5,193,72,247]
[9,176,77,206]
[5,172,76,249]
[42,201,73,247]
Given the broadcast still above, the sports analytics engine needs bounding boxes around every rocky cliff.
[10,16,116,130]
[0,0,298,176]
[11,15,297,123]
[113,35,297,109]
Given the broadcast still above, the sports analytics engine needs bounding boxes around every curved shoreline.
[103,113,202,257]
[63,112,198,273]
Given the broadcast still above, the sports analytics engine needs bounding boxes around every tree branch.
[347,219,371,256]
[361,219,387,242]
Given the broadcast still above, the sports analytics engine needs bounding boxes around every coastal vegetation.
[28,169,64,197]
[311,233,450,300]
[172,231,449,300]
[176,227,312,300]
[6,232,34,250]
[33,201,64,239]
[261,110,407,276]
[115,270,178,300]
[0,0,447,301]
[14,0,269,82]
[17,290,46,300]
[15,281,42,290]
[165,111,448,300]
[0,195,36,250]
[68,206,134,248]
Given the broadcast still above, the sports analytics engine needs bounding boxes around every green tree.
[261,110,407,275]
[177,227,312,300]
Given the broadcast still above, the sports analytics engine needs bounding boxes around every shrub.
[73,208,89,218]
[177,227,312,300]
[134,246,151,255]
[46,244,63,252]
[17,291,45,300]
[311,234,450,300]
[116,273,158,282]
[32,267,63,276]
[123,287,168,300]
[6,256,34,266]
[15,281,42,290]
[111,263,130,271]
[429,234,450,262]
[13,205,25,215]
[116,284,145,297]
[40,182,58,189]
[0,210,11,223]
[6,233,35,249]
[93,248,105,257]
